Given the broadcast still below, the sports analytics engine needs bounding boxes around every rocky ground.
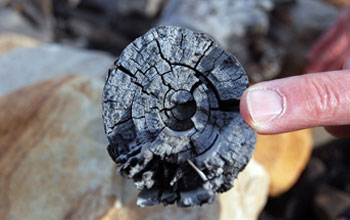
[0,0,349,220]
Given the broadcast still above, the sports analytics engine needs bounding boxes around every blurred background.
[0,0,349,219]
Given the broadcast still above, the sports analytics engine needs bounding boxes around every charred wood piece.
[102,26,256,207]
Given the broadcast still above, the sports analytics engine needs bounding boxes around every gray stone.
[157,0,281,82]
[157,0,340,82]
[116,0,166,17]
[0,44,114,96]
[158,0,273,46]
[289,0,339,38]
[268,0,339,79]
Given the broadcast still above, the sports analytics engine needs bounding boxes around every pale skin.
[240,58,350,137]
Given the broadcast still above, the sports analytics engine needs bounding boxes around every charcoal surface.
[102,26,256,207]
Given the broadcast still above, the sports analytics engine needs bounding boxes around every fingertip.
[240,83,289,134]
[240,86,279,134]
[241,71,350,135]
[240,89,253,127]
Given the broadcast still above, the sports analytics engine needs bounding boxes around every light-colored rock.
[218,159,270,220]
[0,75,269,220]
[116,0,167,17]
[0,44,113,96]
[0,33,39,56]
[253,129,313,197]
[0,75,115,220]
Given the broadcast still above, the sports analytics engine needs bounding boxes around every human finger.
[240,70,350,134]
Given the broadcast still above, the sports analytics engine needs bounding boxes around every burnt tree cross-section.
[102,26,257,207]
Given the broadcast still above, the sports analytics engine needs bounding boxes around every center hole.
[170,90,196,121]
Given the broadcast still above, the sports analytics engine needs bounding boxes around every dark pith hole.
[163,110,195,132]
[171,99,196,121]
[161,89,198,132]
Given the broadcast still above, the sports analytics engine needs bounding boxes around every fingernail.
[246,88,285,126]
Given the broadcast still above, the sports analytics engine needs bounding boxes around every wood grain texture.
[102,26,256,207]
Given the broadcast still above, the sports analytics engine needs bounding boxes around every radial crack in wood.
[102,26,257,207]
